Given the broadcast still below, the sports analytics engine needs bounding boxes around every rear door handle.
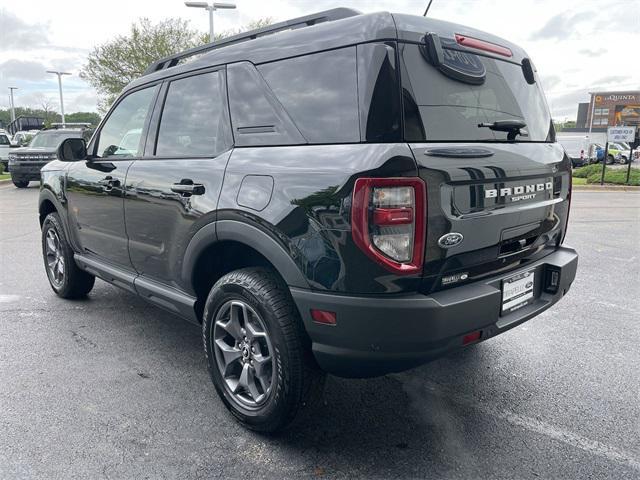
[98,176,120,191]
[171,180,205,196]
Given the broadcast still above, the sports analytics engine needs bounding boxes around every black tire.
[42,212,95,299]
[619,156,628,165]
[203,267,325,433]
[12,179,29,188]
[607,155,614,165]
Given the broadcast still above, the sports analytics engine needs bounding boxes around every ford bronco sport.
[9,128,88,188]
[39,8,578,432]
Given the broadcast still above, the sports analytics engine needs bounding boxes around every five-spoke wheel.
[213,300,274,408]
[203,267,325,432]
[45,228,65,288]
[41,212,95,298]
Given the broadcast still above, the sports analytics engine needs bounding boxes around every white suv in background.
[0,131,12,173]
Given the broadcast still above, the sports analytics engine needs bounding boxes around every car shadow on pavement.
[81,291,515,477]
[269,349,495,477]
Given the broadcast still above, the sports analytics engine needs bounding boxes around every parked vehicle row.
[557,135,636,168]
[6,127,93,187]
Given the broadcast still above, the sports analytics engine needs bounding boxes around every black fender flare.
[181,219,310,291]
[38,187,65,226]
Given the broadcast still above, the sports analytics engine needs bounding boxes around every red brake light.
[455,34,512,58]
[351,177,426,275]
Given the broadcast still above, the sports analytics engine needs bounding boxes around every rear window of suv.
[401,43,553,142]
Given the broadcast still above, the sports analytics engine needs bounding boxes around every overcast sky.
[1,0,638,120]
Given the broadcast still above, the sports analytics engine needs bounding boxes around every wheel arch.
[183,220,310,318]
[38,189,62,227]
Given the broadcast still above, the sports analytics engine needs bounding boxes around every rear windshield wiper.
[478,120,526,141]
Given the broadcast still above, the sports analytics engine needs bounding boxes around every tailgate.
[410,142,571,292]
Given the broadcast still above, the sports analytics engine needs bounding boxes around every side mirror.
[57,137,87,162]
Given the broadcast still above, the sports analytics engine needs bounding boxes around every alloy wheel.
[212,300,275,408]
[45,228,65,288]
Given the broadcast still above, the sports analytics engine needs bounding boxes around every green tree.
[80,18,205,112]
[81,17,273,112]
[65,112,102,126]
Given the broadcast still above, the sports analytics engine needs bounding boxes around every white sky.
[1,0,639,120]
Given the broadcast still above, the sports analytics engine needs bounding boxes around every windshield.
[30,132,80,149]
[401,43,553,142]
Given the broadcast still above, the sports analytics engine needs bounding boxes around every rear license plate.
[501,269,535,314]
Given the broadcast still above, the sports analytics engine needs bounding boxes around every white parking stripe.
[401,377,640,472]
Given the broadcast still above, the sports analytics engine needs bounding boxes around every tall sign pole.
[8,87,18,123]
[46,71,71,128]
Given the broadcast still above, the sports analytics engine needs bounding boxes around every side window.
[96,85,158,158]
[258,47,359,143]
[155,70,232,157]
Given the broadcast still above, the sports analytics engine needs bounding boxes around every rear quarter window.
[258,47,359,143]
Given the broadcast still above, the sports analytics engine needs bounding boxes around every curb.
[0,178,12,185]
[573,184,640,191]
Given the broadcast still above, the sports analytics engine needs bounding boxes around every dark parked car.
[38,8,577,432]
[8,129,88,188]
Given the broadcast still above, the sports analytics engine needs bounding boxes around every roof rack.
[49,122,92,129]
[143,7,361,76]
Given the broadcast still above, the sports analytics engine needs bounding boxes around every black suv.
[39,9,578,432]
[9,129,88,188]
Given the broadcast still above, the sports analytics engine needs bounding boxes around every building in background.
[576,91,640,129]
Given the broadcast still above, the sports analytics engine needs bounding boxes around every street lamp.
[46,70,71,127]
[8,87,18,124]
[185,2,236,42]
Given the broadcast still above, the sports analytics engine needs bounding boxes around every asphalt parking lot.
[1,182,638,479]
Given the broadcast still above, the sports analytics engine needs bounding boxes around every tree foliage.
[80,17,273,112]
[80,18,205,111]
[0,108,101,129]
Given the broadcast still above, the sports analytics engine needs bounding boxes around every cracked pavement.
[0,183,639,479]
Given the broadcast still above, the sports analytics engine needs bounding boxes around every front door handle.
[98,176,120,191]
[171,179,205,197]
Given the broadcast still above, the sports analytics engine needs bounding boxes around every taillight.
[455,34,513,57]
[351,177,426,275]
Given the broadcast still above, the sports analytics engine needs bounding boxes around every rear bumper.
[292,246,578,378]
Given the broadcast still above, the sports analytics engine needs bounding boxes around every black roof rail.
[143,7,361,76]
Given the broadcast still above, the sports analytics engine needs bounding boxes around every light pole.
[46,70,71,127]
[184,2,236,42]
[8,87,18,124]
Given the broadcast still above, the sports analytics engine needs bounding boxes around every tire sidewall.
[42,213,73,295]
[203,276,295,430]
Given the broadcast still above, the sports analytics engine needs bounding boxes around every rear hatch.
[394,17,571,293]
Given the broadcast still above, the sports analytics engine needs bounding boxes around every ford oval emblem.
[438,232,464,248]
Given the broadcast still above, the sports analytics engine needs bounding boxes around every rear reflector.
[311,309,337,326]
[455,34,512,57]
[462,331,482,345]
